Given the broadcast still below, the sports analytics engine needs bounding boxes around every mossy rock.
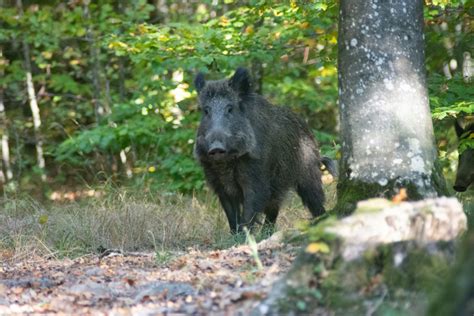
[254,198,466,316]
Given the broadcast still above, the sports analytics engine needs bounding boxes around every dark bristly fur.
[194,68,326,233]
[453,121,474,192]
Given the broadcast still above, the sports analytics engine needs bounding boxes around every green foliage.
[429,75,474,121]
[0,0,471,195]
[0,0,340,194]
[423,2,473,183]
[428,73,473,160]
[458,133,474,154]
[425,2,472,123]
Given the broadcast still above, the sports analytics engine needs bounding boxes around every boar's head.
[194,68,257,162]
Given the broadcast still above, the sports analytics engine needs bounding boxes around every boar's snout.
[453,148,474,192]
[208,141,227,158]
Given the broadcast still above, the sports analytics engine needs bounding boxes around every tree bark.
[0,45,13,184]
[83,2,107,123]
[117,0,133,179]
[336,0,446,214]
[84,2,121,177]
[16,0,46,182]
[0,87,13,184]
[463,51,472,82]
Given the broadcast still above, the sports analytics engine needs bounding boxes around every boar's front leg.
[239,166,271,231]
[241,186,271,231]
[215,189,241,233]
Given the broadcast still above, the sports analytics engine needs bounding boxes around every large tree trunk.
[336,0,446,214]
[16,0,46,182]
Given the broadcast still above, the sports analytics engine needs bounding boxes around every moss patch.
[428,232,474,316]
[334,162,449,217]
[273,238,456,315]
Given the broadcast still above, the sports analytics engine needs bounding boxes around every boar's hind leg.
[261,199,282,235]
[297,169,325,217]
[216,191,241,234]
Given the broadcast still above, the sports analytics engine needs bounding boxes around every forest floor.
[2,184,469,315]
[0,231,300,315]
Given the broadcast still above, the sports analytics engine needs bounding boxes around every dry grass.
[0,183,338,260]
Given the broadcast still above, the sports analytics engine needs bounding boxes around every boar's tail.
[321,156,338,178]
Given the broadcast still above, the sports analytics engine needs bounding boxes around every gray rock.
[133,281,195,303]
[68,280,113,299]
[0,277,57,289]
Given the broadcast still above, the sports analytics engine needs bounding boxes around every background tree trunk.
[336,0,447,214]
[83,2,106,123]
[0,45,13,184]
[117,0,133,179]
[83,2,120,178]
[0,86,13,184]
[16,0,46,182]
[0,94,13,183]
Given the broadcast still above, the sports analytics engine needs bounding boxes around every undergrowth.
[0,183,338,261]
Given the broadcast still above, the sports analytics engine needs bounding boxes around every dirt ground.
[0,233,298,315]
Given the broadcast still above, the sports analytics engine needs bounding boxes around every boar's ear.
[229,67,252,95]
[194,72,206,94]
[454,120,465,138]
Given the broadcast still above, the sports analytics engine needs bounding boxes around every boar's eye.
[226,104,233,114]
[203,107,210,115]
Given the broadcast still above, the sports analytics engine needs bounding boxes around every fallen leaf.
[305,242,330,254]
[392,188,408,203]
[124,277,136,287]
